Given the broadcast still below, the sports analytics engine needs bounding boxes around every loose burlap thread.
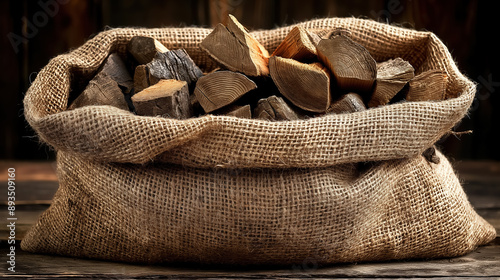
[21,17,496,265]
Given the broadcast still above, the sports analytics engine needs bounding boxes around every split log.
[254,95,300,121]
[215,104,252,119]
[200,14,269,76]
[147,49,203,87]
[194,71,257,113]
[368,58,415,108]
[133,65,160,94]
[101,53,134,95]
[189,94,204,117]
[131,79,191,119]
[127,36,169,65]
[327,93,366,114]
[271,26,321,61]
[269,56,331,113]
[406,70,448,101]
[317,35,377,94]
[68,72,129,111]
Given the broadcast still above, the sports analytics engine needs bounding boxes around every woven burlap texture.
[22,151,495,264]
[21,17,496,264]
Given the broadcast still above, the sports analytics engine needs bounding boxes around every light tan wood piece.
[127,36,169,65]
[368,58,415,107]
[317,35,377,94]
[271,26,321,61]
[131,79,191,119]
[194,70,257,113]
[254,95,300,121]
[406,70,448,101]
[269,56,331,113]
[200,14,269,76]
[327,93,366,114]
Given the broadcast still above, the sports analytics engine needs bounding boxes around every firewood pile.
[69,15,448,121]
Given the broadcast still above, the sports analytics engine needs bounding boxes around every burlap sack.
[21,17,496,265]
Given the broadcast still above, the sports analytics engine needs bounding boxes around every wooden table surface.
[1,160,499,279]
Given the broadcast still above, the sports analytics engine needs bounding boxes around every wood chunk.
[271,26,321,61]
[189,94,204,117]
[68,72,129,111]
[269,56,331,113]
[215,104,252,119]
[147,49,203,87]
[133,65,160,93]
[406,70,448,101]
[422,146,440,164]
[317,35,377,94]
[101,53,134,95]
[254,95,300,121]
[368,58,415,108]
[194,71,257,113]
[127,36,169,65]
[131,79,191,119]
[226,105,252,118]
[200,14,269,76]
[327,93,366,114]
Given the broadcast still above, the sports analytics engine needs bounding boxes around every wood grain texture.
[271,26,320,61]
[127,36,169,65]
[131,79,191,119]
[194,71,256,113]
[147,49,203,87]
[406,70,448,101]
[200,14,269,76]
[68,72,129,111]
[254,95,300,121]
[269,57,330,113]
[327,93,366,114]
[368,58,414,108]
[317,35,377,94]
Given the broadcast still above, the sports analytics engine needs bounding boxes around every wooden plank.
[0,161,57,181]
[0,181,57,204]
[1,242,498,278]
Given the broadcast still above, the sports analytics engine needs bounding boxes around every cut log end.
[269,56,331,113]
[406,70,448,102]
[127,36,169,65]
[317,36,376,94]
[194,71,257,113]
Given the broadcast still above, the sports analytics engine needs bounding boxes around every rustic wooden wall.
[2,0,498,160]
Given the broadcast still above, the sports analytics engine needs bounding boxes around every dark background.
[1,0,499,161]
